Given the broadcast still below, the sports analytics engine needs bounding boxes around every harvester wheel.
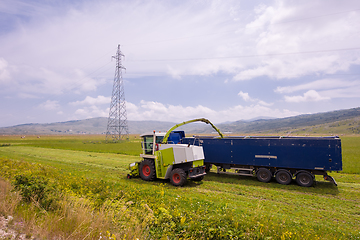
[139,159,156,181]
[256,168,272,183]
[296,172,314,187]
[275,170,292,185]
[170,168,187,187]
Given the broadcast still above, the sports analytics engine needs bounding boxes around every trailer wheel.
[275,170,292,185]
[296,172,314,187]
[170,168,187,187]
[256,168,272,183]
[139,159,156,181]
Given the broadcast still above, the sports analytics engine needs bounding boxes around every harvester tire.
[170,168,187,187]
[139,159,156,181]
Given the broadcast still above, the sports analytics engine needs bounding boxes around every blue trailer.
[169,131,342,187]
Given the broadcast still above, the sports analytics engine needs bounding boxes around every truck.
[181,134,342,187]
[127,118,223,186]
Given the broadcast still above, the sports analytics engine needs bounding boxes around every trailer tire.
[139,159,156,181]
[296,172,314,187]
[256,168,272,183]
[275,170,292,185]
[205,164,212,173]
[170,168,187,187]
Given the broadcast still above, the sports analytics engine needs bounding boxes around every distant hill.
[1,107,359,135]
[266,116,360,135]
[0,118,176,135]
[217,107,360,134]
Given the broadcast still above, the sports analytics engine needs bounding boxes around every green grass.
[341,136,360,173]
[0,135,359,239]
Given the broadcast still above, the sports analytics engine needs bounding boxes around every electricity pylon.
[106,44,129,141]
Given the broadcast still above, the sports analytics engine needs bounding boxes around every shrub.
[13,174,58,210]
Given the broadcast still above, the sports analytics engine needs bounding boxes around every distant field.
[0,134,142,155]
[0,135,359,239]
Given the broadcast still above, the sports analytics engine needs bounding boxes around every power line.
[127,47,360,62]
[258,8,360,26]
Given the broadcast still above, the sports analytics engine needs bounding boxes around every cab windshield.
[155,136,164,143]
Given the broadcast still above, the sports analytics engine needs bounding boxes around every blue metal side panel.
[200,139,233,164]
[168,131,185,144]
[263,138,342,171]
[182,137,342,171]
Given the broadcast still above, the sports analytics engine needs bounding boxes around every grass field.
[0,135,359,239]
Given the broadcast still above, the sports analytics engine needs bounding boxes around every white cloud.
[277,79,337,93]
[72,69,106,93]
[275,79,360,93]
[70,95,110,106]
[233,1,360,81]
[38,100,60,110]
[238,91,251,101]
[217,104,297,122]
[126,100,296,123]
[258,100,273,107]
[1,0,360,86]
[0,63,104,96]
[166,65,182,80]
[276,79,360,100]
[17,93,40,99]
[127,100,215,122]
[284,90,330,103]
[1,0,360,91]
[0,58,10,83]
[71,95,112,119]
[74,106,109,119]
[238,91,273,106]
[319,86,360,99]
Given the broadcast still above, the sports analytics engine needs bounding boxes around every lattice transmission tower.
[106,44,129,141]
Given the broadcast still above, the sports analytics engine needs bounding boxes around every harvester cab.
[141,131,166,155]
[127,118,222,186]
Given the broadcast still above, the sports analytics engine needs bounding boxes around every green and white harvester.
[127,118,223,186]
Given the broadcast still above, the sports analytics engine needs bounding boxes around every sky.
[1,0,360,127]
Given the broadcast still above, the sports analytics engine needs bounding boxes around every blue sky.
[1,0,360,127]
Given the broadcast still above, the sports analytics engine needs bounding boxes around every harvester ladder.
[156,151,163,178]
